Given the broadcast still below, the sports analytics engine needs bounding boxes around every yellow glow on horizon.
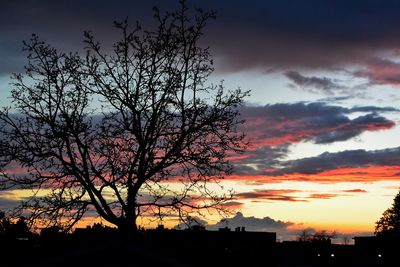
[2,178,399,237]
[230,180,399,234]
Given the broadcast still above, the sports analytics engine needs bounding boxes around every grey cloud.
[231,102,397,177]
[285,71,345,95]
[174,212,292,231]
[0,198,20,210]
[174,212,298,240]
[317,96,352,103]
[349,106,399,113]
[208,212,299,241]
[208,212,292,232]
[313,113,395,144]
[232,144,290,175]
[235,189,305,202]
[272,147,400,175]
[240,102,396,146]
[0,191,23,210]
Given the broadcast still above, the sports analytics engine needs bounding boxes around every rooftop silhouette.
[1,222,398,267]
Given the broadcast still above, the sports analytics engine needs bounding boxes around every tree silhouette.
[0,211,30,238]
[375,190,400,236]
[296,229,336,243]
[296,228,314,242]
[0,211,11,236]
[0,0,248,234]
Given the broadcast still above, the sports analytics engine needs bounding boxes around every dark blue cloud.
[231,103,397,176]
[0,191,23,210]
[2,0,400,74]
[210,0,400,41]
[272,147,400,175]
[241,102,396,145]
[200,0,400,71]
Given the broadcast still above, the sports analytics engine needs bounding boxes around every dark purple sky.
[3,0,400,74]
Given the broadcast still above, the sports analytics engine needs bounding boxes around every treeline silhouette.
[1,212,398,267]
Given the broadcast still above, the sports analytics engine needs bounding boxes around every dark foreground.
[1,229,396,267]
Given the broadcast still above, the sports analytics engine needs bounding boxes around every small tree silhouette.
[297,228,313,242]
[375,190,400,236]
[0,211,30,238]
[341,234,351,245]
[0,211,11,237]
[297,229,336,243]
[0,0,248,235]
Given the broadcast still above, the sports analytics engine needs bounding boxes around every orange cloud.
[220,201,244,209]
[341,189,368,193]
[308,193,339,199]
[224,165,400,184]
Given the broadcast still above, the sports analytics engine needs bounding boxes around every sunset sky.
[1,0,400,240]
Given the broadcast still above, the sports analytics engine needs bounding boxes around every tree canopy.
[0,211,31,239]
[0,0,248,233]
[375,190,400,236]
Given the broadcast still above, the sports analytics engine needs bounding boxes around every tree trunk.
[117,217,138,240]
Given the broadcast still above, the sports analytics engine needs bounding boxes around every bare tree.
[341,234,351,245]
[0,0,248,235]
[296,229,336,243]
[296,228,314,242]
[312,230,336,243]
